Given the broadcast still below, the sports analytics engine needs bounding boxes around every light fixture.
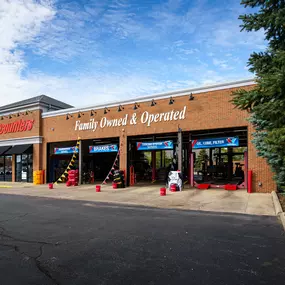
[169,96,174,105]
[189,93,194,100]
[104,107,110,114]
[24,110,32,115]
[151,99,156,107]
[118,105,124,112]
[77,112,84,119]
[90,110,96,116]
[133,103,140,110]
[66,114,73,120]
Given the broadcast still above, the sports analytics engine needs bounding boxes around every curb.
[271,191,285,231]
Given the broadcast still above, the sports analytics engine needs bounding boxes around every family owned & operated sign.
[74,106,187,132]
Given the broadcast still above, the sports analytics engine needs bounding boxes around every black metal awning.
[5,144,33,155]
[0,146,12,156]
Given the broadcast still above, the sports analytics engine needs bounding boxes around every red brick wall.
[40,85,276,192]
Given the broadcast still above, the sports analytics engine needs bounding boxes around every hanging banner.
[192,137,239,149]
[54,147,79,155]
[89,144,118,153]
[136,141,174,151]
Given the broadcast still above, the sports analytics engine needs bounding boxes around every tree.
[195,149,209,171]
[232,0,285,191]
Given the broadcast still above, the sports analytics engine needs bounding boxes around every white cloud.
[0,0,258,109]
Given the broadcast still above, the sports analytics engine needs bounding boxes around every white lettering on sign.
[74,106,187,131]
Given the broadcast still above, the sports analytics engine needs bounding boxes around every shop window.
[0,156,12,182]
[0,156,4,181]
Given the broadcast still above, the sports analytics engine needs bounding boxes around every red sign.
[0,119,34,135]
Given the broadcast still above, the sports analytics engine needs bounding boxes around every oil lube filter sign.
[192,137,239,149]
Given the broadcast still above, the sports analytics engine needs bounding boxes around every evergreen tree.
[232,0,285,191]
[195,149,208,171]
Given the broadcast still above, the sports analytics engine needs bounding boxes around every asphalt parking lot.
[0,193,284,285]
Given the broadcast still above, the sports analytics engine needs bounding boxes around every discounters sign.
[192,137,239,149]
[0,119,34,135]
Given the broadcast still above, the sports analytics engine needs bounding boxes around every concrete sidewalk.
[0,183,276,216]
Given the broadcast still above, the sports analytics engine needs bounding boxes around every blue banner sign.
[89,144,118,153]
[192,137,239,149]
[54,147,78,155]
[136,141,174,151]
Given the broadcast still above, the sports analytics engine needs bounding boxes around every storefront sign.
[192,137,239,149]
[0,119,34,135]
[74,106,187,132]
[136,141,174,151]
[54,147,78,155]
[89,144,118,153]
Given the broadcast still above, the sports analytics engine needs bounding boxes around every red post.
[129,165,135,186]
[248,170,253,193]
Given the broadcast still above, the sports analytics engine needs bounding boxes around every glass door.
[16,155,22,182]
[21,154,28,182]
[27,154,33,182]
[15,154,33,182]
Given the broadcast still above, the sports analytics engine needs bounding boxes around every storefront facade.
[0,95,72,182]
[0,79,276,192]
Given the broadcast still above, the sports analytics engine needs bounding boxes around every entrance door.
[16,154,33,182]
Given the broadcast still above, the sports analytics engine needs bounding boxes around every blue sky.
[0,0,265,107]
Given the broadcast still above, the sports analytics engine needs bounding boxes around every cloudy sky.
[0,0,265,107]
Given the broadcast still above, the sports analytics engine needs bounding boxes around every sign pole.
[177,128,183,172]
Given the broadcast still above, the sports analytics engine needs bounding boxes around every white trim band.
[0,136,42,147]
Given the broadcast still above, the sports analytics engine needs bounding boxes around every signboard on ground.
[89,144,118,153]
[136,141,174,151]
[192,137,239,149]
[54,147,78,155]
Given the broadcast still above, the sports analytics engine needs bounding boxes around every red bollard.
[170,184,176,192]
[96,185,101,192]
[247,170,253,193]
[160,187,166,196]
[48,183,53,189]
[112,182,118,189]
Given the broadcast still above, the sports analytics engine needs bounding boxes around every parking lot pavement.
[0,183,276,216]
[0,193,284,285]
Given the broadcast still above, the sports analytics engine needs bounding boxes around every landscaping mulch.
[278,193,285,212]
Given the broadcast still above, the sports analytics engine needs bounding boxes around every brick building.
[0,79,276,192]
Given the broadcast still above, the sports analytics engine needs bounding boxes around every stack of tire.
[68,170,79,186]
[113,170,125,188]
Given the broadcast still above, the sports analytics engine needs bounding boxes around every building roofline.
[42,78,255,118]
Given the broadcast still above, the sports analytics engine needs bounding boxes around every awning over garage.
[0,146,11,155]
[5,144,33,155]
